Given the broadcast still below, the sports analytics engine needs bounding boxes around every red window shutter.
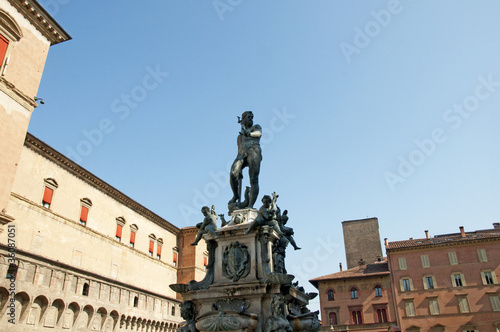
[116,224,123,237]
[0,34,9,65]
[130,232,136,244]
[157,244,162,256]
[80,206,88,222]
[204,257,208,266]
[149,240,154,252]
[173,253,177,262]
[43,187,54,204]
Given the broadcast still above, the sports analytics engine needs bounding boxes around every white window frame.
[400,277,413,292]
[451,272,466,287]
[457,296,470,313]
[428,297,440,315]
[477,248,487,262]
[421,254,430,268]
[398,257,407,270]
[489,294,500,311]
[481,270,497,285]
[404,299,416,317]
[448,251,458,265]
[423,275,437,290]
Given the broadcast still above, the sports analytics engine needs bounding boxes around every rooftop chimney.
[384,238,388,247]
[493,222,500,229]
[339,262,343,271]
[425,230,430,239]
[460,226,466,237]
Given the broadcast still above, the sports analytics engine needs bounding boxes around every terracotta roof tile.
[310,260,389,284]
[386,231,500,250]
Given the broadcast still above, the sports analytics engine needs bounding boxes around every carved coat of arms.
[222,242,250,282]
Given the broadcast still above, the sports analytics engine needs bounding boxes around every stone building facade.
[0,1,208,330]
[342,218,383,270]
[311,220,500,332]
[0,0,69,230]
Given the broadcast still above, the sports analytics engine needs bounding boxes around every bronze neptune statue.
[229,111,262,211]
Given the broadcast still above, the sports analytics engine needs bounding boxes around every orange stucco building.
[310,259,397,331]
[311,220,500,332]
[386,225,500,332]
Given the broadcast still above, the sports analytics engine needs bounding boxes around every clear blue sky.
[31,0,500,311]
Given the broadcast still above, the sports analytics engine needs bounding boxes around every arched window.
[133,296,139,308]
[42,178,58,208]
[116,217,125,242]
[0,10,22,75]
[171,305,175,316]
[375,285,383,297]
[327,289,334,301]
[157,238,163,259]
[377,308,388,323]
[173,251,178,267]
[79,198,92,226]
[148,234,156,257]
[351,310,362,324]
[329,312,337,325]
[130,224,138,248]
[350,287,358,299]
[82,283,89,296]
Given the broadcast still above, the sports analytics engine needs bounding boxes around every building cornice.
[386,236,500,253]
[180,226,198,235]
[0,76,38,110]
[7,0,71,45]
[0,212,15,232]
[24,133,180,235]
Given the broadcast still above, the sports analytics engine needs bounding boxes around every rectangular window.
[452,273,466,287]
[42,187,54,208]
[0,34,9,69]
[477,249,487,262]
[428,298,440,315]
[129,232,136,248]
[489,295,500,311]
[457,296,470,313]
[421,255,430,268]
[400,278,413,292]
[448,252,458,265]
[481,271,496,285]
[116,224,123,241]
[149,241,154,257]
[405,300,416,317]
[425,276,435,290]
[80,206,89,226]
[157,244,162,259]
[403,279,411,291]
[398,257,407,270]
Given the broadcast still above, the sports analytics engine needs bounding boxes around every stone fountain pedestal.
[171,209,319,332]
